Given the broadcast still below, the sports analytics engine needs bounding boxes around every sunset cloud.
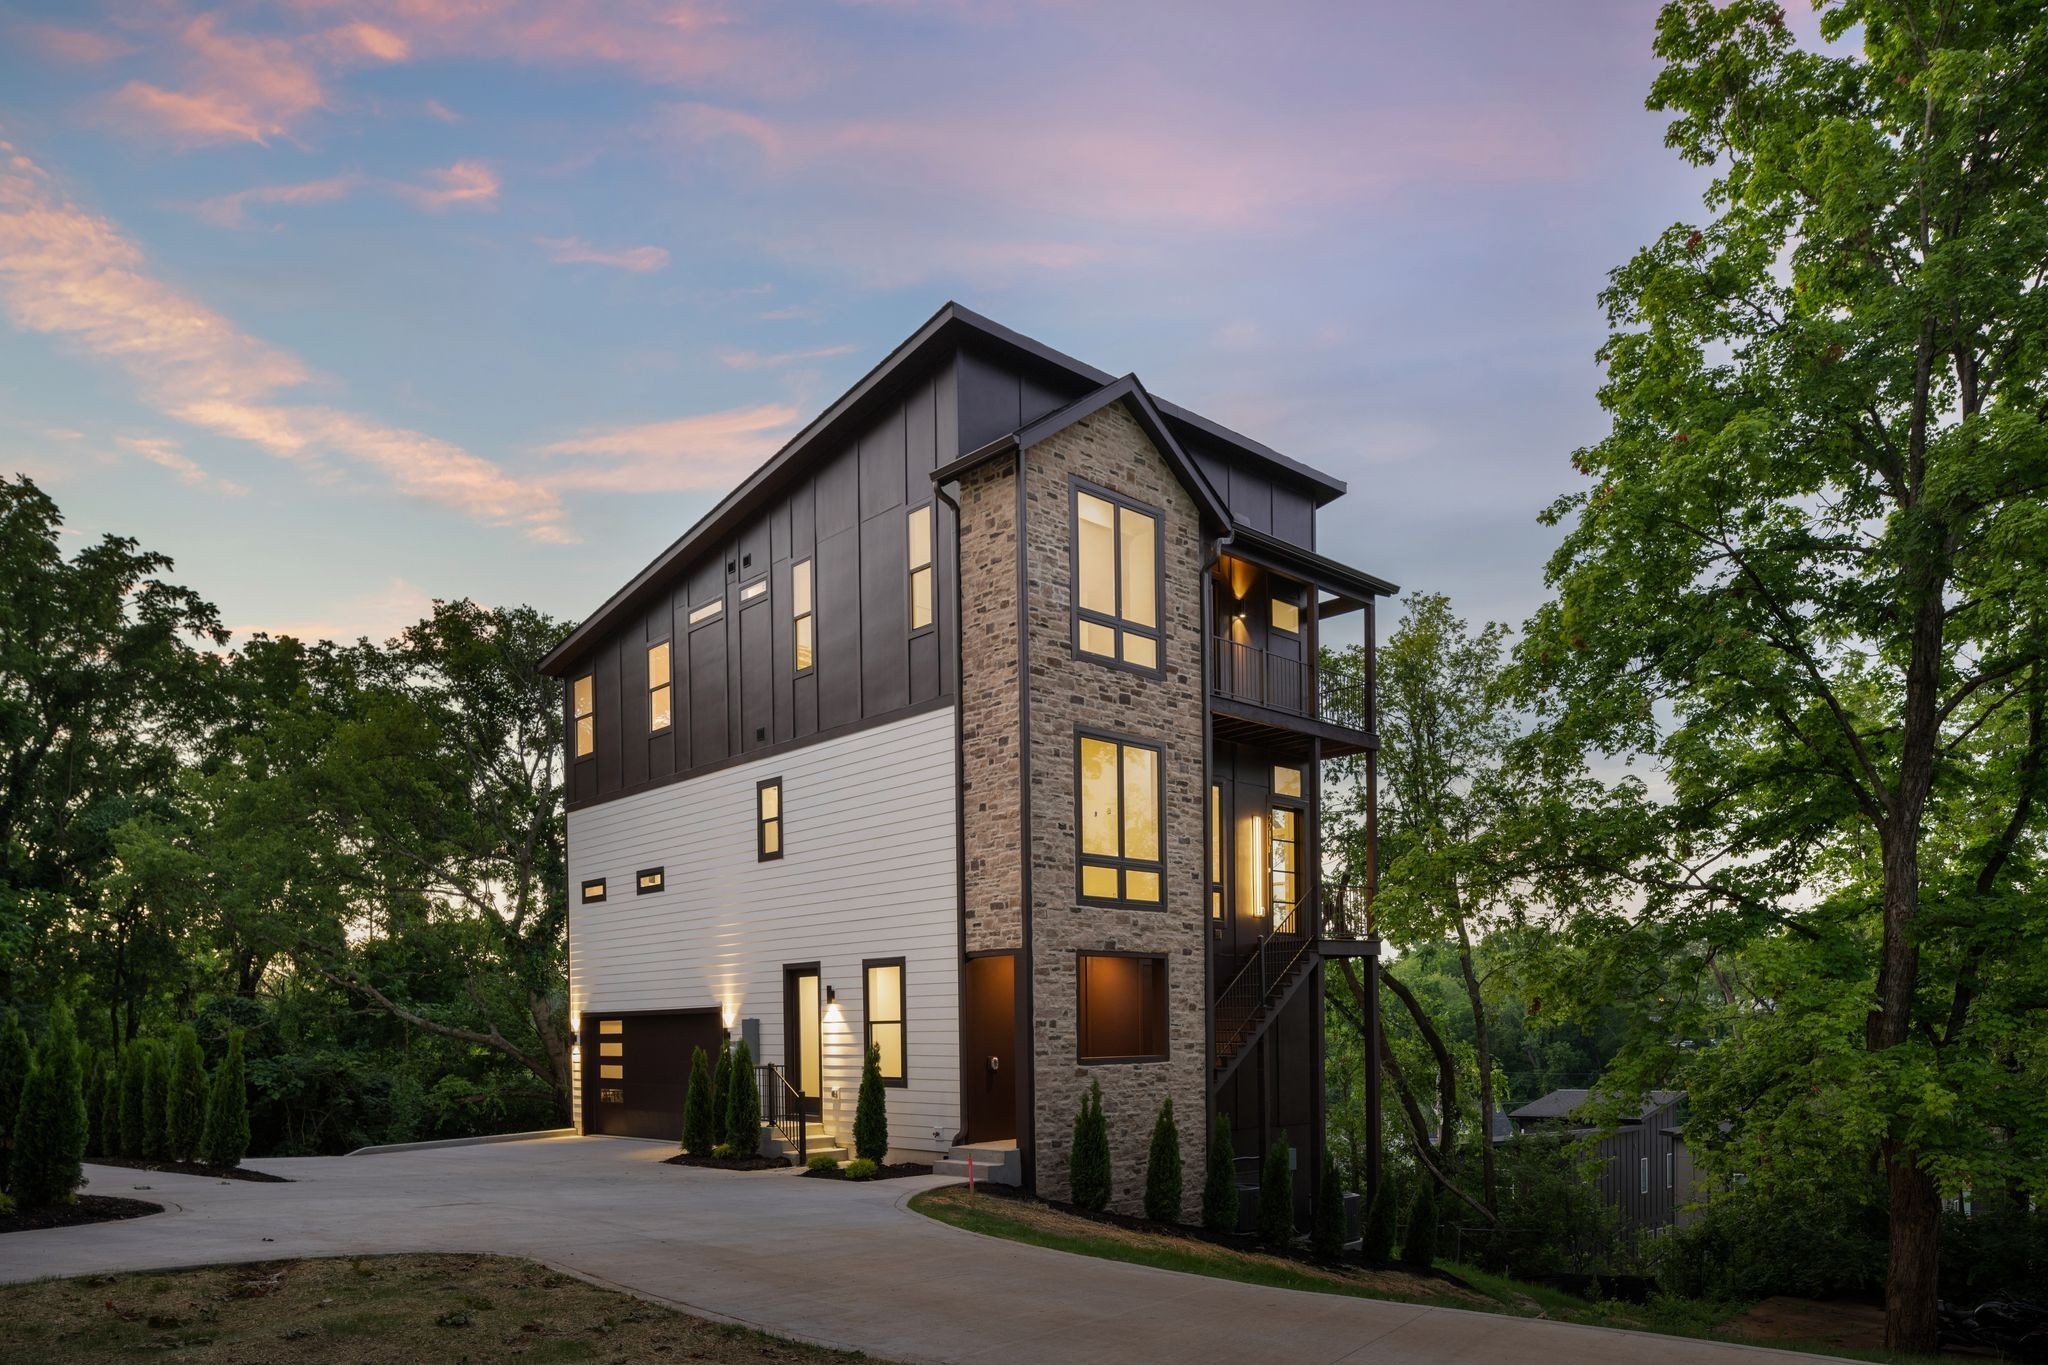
[105,13,328,147]
[537,236,671,272]
[196,162,498,226]
[540,405,799,494]
[231,576,435,644]
[717,344,854,370]
[120,436,249,497]
[15,23,134,65]
[394,160,499,211]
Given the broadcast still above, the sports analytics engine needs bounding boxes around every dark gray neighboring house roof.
[1510,1088,1684,1124]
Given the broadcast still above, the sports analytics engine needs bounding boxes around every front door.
[962,954,1017,1142]
[784,965,822,1119]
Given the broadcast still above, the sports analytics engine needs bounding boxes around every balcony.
[1209,635,1374,757]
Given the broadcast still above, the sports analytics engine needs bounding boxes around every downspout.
[934,476,970,1150]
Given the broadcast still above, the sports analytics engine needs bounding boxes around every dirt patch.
[1720,1296,1889,1354]
[88,1155,291,1183]
[799,1162,934,1181]
[663,1153,789,1172]
[0,1195,163,1236]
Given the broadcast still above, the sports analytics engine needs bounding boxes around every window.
[792,558,815,673]
[1078,734,1163,905]
[1666,1151,1675,1190]
[864,959,906,1085]
[1273,765,1303,799]
[572,675,595,758]
[1209,783,1224,919]
[581,877,607,904]
[739,577,767,603]
[647,641,672,733]
[1271,588,1302,636]
[1269,805,1301,933]
[636,867,665,895]
[908,504,934,632]
[757,778,783,861]
[1640,1156,1650,1195]
[688,598,722,626]
[1073,485,1161,670]
[1077,953,1168,1063]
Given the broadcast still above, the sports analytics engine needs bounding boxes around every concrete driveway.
[0,1136,1833,1364]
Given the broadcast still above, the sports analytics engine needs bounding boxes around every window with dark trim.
[757,778,783,861]
[1077,953,1168,1063]
[1077,732,1163,906]
[688,597,722,626]
[1209,783,1224,920]
[572,675,595,758]
[1271,585,1302,636]
[792,557,815,674]
[1269,803,1301,934]
[647,641,672,733]
[739,576,767,604]
[863,958,906,1086]
[636,867,665,895]
[580,877,607,904]
[907,504,934,633]
[1666,1151,1675,1190]
[1640,1156,1651,1195]
[1072,482,1162,672]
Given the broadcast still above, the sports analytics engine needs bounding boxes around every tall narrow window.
[1270,805,1300,933]
[757,778,783,861]
[1078,733,1163,906]
[792,558,815,674]
[907,504,934,631]
[1073,485,1161,670]
[572,675,595,758]
[1666,1151,1675,1190]
[1640,1156,1651,1196]
[864,959,906,1085]
[647,641,672,733]
[1209,783,1224,919]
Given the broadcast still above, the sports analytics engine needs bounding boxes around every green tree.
[1514,2,2048,1348]
[1258,1140,1294,1249]
[1361,1181,1398,1266]
[1068,1080,1110,1211]
[9,1003,86,1207]
[710,1043,733,1149]
[852,1043,888,1162]
[117,1044,147,1157]
[1403,1180,1438,1269]
[200,1031,250,1168]
[1143,1098,1182,1224]
[1202,1113,1239,1232]
[681,1046,715,1155]
[1312,1152,1347,1258]
[723,1038,759,1158]
[0,1013,28,1172]
[139,1040,168,1160]
[166,1026,207,1162]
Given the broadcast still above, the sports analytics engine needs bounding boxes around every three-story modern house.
[540,304,1392,1221]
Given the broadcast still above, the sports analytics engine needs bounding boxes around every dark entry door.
[784,965,822,1119]
[583,1010,723,1140]
[962,955,1017,1142]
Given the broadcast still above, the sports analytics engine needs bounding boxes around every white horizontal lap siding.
[568,706,960,1156]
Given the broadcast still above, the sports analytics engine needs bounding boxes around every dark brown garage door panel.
[583,1010,724,1140]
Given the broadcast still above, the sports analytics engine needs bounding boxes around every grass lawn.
[0,1253,875,1363]
[909,1185,1946,1365]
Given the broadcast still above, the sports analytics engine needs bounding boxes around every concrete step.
[935,1140,1022,1187]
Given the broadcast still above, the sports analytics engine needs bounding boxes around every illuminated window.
[636,867,665,895]
[1209,783,1224,919]
[601,1064,623,1080]
[572,675,595,758]
[1269,805,1300,934]
[1077,953,1168,1063]
[1273,766,1303,799]
[908,504,934,632]
[1271,590,1302,636]
[757,778,783,861]
[739,577,767,603]
[792,558,815,674]
[598,1020,622,1035]
[864,959,906,1085]
[647,641,672,733]
[1077,733,1163,906]
[581,878,607,904]
[688,598,722,626]
[1073,485,1161,670]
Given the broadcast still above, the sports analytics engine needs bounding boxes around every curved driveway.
[0,1136,1834,1364]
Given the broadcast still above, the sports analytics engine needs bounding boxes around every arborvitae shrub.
[1403,1179,1439,1269]
[1259,1140,1294,1248]
[80,1051,105,1159]
[709,1043,733,1149]
[140,1040,169,1160]
[853,1044,888,1162]
[0,1013,29,1173]
[199,1032,250,1169]
[1202,1112,1239,1232]
[1311,1151,1346,1258]
[1143,1098,1182,1223]
[1067,1079,1111,1211]
[1361,1180,1398,1265]
[166,1026,207,1162]
[118,1045,147,1157]
[10,1003,86,1208]
[724,1038,759,1158]
[682,1046,716,1155]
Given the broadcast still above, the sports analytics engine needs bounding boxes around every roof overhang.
[1221,524,1400,603]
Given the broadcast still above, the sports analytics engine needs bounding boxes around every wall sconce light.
[825,984,837,1005]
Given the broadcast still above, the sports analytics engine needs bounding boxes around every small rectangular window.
[1273,766,1303,799]
[647,641,672,733]
[688,598,722,626]
[908,504,934,632]
[1077,953,1168,1063]
[757,778,783,861]
[598,1087,624,1104]
[599,1042,623,1057]
[600,1064,623,1080]
[581,877,607,903]
[572,675,595,758]
[1074,484,1162,671]
[1666,1151,1675,1190]
[1640,1156,1651,1195]
[740,577,768,603]
[1078,733,1163,906]
[1271,592,1301,636]
[598,1020,623,1035]
[864,958,906,1086]
[792,558,815,674]
[636,867,665,895]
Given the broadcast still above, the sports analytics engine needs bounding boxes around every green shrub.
[807,1154,840,1173]
[1067,1079,1111,1211]
[0,1013,29,1173]
[117,1045,147,1158]
[724,1038,759,1158]
[853,1043,888,1162]
[1467,1132,1623,1278]
[844,1158,878,1181]
[199,1031,250,1169]
[1258,1141,1294,1248]
[1649,1179,1883,1301]
[10,1003,86,1208]
[681,1046,716,1155]
[1311,1151,1346,1258]
[711,1143,735,1159]
[1143,1098,1182,1223]
[97,1066,120,1160]
[139,1040,168,1160]
[709,1043,733,1149]
[80,1051,105,1159]
[1360,1180,1398,1265]
[1202,1113,1238,1232]
[1941,1203,2048,1302]
[166,1026,207,1162]
[1402,1180,1438,1269]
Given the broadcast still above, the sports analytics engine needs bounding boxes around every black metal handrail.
[1210,636,1371,732]
[758,1063,807,1163]
[1213,932,1316,1063]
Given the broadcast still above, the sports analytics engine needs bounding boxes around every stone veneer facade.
[958,459,1025,960]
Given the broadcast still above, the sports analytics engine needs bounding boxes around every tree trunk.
[1454,909,1497,1214]
[1885,1139,1942,1354]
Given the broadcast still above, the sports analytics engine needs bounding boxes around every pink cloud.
[0,138,568,542]
[196,173,364,227]
[395,160,499,211]
[717,344,854,370]
[195,162,497,226]
[537,236,671,272]
[540,405,799,494]
[16,23,136,65]
[105,13,329,148]
[120,435,250,497]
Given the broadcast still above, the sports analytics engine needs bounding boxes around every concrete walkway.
[0,1137,1834,1364]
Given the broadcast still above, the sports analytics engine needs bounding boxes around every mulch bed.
[88,1155,292,1184]
[0,1194,162,1235]
[799,1162,934,1181]
[662,1153,788,1172]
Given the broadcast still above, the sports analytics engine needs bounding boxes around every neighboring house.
[1506,1088,1699,1231]
[538,303,1394,1221]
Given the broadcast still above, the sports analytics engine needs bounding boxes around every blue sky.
[0,0,1751,643]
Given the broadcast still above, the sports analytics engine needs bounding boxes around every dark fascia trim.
[1153,396,1347,503]
[931,432,1019,486]
[1011,376,1232,530]
[1225,524,1400,601]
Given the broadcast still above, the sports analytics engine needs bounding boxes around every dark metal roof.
[1225,524,1400,600]
[1510,1089,1684,1123]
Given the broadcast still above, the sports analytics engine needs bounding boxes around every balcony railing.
[1211,636,1370,732]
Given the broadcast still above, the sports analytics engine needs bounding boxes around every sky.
[0,0,1761,646]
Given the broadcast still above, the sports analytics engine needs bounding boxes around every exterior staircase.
[759,1119,846,1165]
[1212,934,1318,1091]
[934,1138,1021,1187]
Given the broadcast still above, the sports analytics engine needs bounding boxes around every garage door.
[582,1010,726,1140]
